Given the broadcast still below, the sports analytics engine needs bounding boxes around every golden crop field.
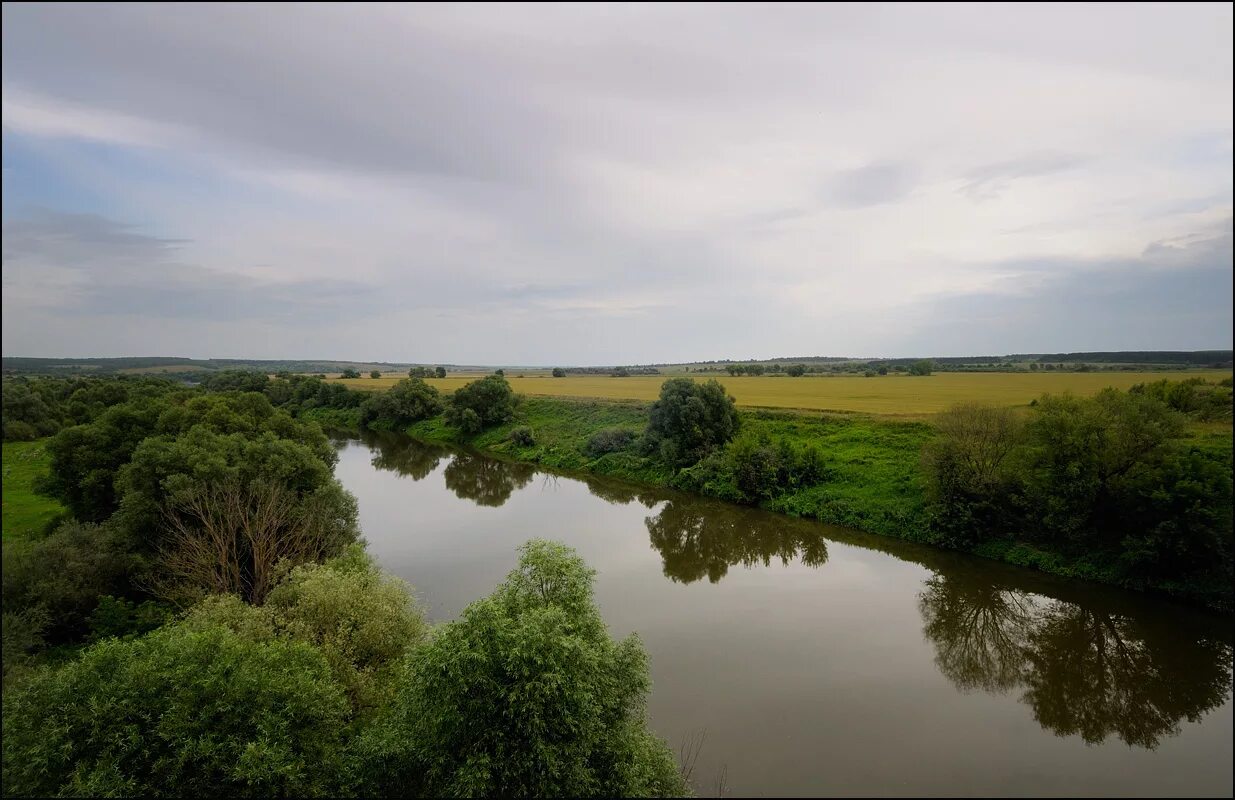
[328,370,1232,415]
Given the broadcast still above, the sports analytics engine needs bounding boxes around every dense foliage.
[923,386,1233,597]
[352,541,686,797]
[359,378,443,430]
[444,374,517,434]
[644,378,740,466]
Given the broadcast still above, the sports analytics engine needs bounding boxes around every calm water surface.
[334,432,1233,797]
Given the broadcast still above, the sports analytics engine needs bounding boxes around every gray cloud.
[960,153,1089,201]
[904,223,1234,354]
[1,4,1231,361]
[825,162,919,208]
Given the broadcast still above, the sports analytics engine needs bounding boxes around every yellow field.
[328,370,1232,415]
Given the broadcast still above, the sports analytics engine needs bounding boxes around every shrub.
[508,426,535,447]
[444,375,516,434]
[1,622,350,798]
[341,368,362,379]
[370,370,382,379]
[353,541,685,797]
[586,427,638,456]
[552,368,566,377]
[909,359,934,376]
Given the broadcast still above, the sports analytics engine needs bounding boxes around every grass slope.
[2,440,64,542]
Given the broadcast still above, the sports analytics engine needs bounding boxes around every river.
[334,432,1233,797]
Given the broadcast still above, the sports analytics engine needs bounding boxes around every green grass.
[2,439,64,542]
[408,397,934,537]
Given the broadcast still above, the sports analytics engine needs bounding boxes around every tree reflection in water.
[643,498,828,584]
[360,434,1231,751]
[364,431,448,481]
[919,573,1233,749]
[442,451,536,507]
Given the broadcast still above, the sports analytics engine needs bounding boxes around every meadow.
[1,440,63,541]
[330,370,1233,415]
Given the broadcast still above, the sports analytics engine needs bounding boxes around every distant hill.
[0,357,462,377]
[3,350,1230,377]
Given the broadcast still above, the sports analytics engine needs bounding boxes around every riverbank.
[331,395,1231,611]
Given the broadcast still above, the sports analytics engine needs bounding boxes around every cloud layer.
[2,3,1231,362]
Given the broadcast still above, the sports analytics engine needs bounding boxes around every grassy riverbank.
[395,395,1232,610]
[1,440,64,542]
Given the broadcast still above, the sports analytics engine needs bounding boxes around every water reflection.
[443,452,536,507]
[355,434,1233,756]
[644,499,829,584]
[919,573,1233,749]
[363,430,448,480]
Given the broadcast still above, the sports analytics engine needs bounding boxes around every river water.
[334,432,1233,797]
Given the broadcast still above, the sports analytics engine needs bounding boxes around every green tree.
[910,359,934,376]
[370,370,382,379]
[434,366,447,379]
[444,375,517,434]
[2,623,349,797]
[644,378,740,467]
[359,378,444,430]
[353,541,685,797]
[341,368,362,379]
[786,364,806,377]
[552,368,567,378]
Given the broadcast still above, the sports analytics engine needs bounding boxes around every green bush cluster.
[922,390,1233,591]
[444,374,517,434]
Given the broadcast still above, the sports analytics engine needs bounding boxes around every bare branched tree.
[155,478,338,606]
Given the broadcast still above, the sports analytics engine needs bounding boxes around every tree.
[878,366,889,376]
[188,545,428,714]
[644,378,740,467]
[201,370,269,393]
[408,367,433,378]
[352,541,685,797]
[2,622,349,797]
[153,477,359,605]
[341,368,362,379]
[786,364,806,377]
[909,359,934,376]
[370,370,382,379]
[434,366,447,379]
[922,403,1024,546]
[552,368,566,378]
[359,378,443,429]
[444,375,516,434]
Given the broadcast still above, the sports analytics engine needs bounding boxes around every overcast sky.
[2,3,1231,364]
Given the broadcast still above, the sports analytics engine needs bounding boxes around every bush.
[644,378,740,467]
[552,368,566,378]
[3,420,38,441]
[444,375,516,434]
[508,426,535,447]
[1,521,136,644]
[370,370,382,379]
[341,368,362,379]
[586,427,637,456]
[353,541,685,797]
[909,359,934,376]
[1,622,350,797]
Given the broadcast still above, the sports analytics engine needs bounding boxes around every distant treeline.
[1018,351,1233,365]
[0,357,467,377]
